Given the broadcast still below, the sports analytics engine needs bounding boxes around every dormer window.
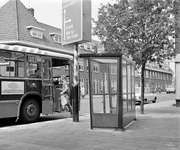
[79,43,85,49]
[50,33,61,43]
[85,43,91,50]
[27,26,45,39]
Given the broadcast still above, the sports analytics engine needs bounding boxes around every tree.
[93,0,176,114]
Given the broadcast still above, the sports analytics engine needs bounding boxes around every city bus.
[0,44,73,123]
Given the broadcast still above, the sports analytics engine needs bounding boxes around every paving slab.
[0,100,179,150]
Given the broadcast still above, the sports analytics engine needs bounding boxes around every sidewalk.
[0,100,179,150]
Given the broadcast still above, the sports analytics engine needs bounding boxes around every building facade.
[79,56,174,95]
[0,0,174,97]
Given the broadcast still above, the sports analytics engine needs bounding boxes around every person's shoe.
[64,106,69,112]
[55,110,61,113]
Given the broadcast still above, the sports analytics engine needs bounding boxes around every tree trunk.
[140,63,145,114]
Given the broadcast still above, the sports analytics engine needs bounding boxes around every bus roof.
[0,44,73,60]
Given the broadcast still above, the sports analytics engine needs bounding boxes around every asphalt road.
[79,92,176,115]
[156,92,175,102]
[0,93,175,127]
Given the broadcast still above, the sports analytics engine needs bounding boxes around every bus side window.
[27,55,41,78]
[0,51,25,78]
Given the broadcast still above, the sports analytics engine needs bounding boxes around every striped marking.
[73,49,79,86]
[0,44,73,60]
[0,44,47,55]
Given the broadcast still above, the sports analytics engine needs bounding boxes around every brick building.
[0,0,174,96]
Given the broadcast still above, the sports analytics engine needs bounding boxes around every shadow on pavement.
[0,112,71,128]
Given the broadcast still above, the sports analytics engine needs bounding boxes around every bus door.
[41,57,53,114]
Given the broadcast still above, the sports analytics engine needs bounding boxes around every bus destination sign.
[61,0,91,45]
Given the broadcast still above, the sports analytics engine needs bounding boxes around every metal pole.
[73,43,79,122]
[140,72,144,114]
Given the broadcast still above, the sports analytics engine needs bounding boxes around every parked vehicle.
[165,87,175,94]
[135,87,157,105]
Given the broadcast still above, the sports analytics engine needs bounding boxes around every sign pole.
[62,0,91,122]
[73,43,79,122]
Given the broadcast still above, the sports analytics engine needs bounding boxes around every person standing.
[80,86,85,98]
[60,75,73,117]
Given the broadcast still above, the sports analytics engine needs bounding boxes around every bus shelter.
[79,53,136,130]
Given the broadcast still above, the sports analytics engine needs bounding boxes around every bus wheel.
[20,98,40,123]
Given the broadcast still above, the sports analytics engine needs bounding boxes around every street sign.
[61,0,91,45]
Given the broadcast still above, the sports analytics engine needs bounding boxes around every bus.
[0,44,73,123]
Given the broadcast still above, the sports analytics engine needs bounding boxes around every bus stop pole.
[72,43,79,122]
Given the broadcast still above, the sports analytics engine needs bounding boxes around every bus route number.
[28,55,36,63]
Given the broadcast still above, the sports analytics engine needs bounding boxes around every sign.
[61,0,91,45]
[28,55,36,62]
[1,81,24,95]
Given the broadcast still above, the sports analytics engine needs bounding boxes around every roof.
[0,0,74,55]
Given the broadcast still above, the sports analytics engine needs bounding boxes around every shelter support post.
[175,54,180,107]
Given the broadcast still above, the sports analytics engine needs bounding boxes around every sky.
[0,0,111,29]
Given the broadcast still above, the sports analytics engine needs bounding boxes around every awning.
[0,44,73,60]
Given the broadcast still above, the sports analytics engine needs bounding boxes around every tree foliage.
[93,0,176,113]
[93,0,175,64]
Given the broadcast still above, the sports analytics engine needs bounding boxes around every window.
[27,54,41,78]
[50,33,61,43]
[93,63,99,73]
[85,43,91,50]
[154,72,157,79]
[146,70,149,78]
[92,44,98,52]
[111,80,117,93]
[86,60,89,72]
[6,67,14,72]
[79,44,85,49]
[54,35,61,43]
[64,65,69,70]
[163,73,165,80]
[93,79,99,94]
[149,71,152,78]
[27,26,45,39]
[111,65,117,75]
[80,78,84,87]
[152,71,154,79]
[160,73,162,79]
[101,80,103,92]
[0,50,25,77]
[79,59,84,71]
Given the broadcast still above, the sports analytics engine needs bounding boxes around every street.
[0,97,179,150]
[79,93,176,115]
[0,93,176,127]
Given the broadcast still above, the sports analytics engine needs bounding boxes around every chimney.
[28,8,34,16]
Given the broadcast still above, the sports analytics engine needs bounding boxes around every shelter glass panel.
[127,63,132,110]
[122,59,127,113]
[122,60,127,93]
[91,58,118,114]
[123,94,128,113]
[131,65,135,108]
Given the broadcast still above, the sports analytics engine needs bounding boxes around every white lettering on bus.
[2,90,24,94]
